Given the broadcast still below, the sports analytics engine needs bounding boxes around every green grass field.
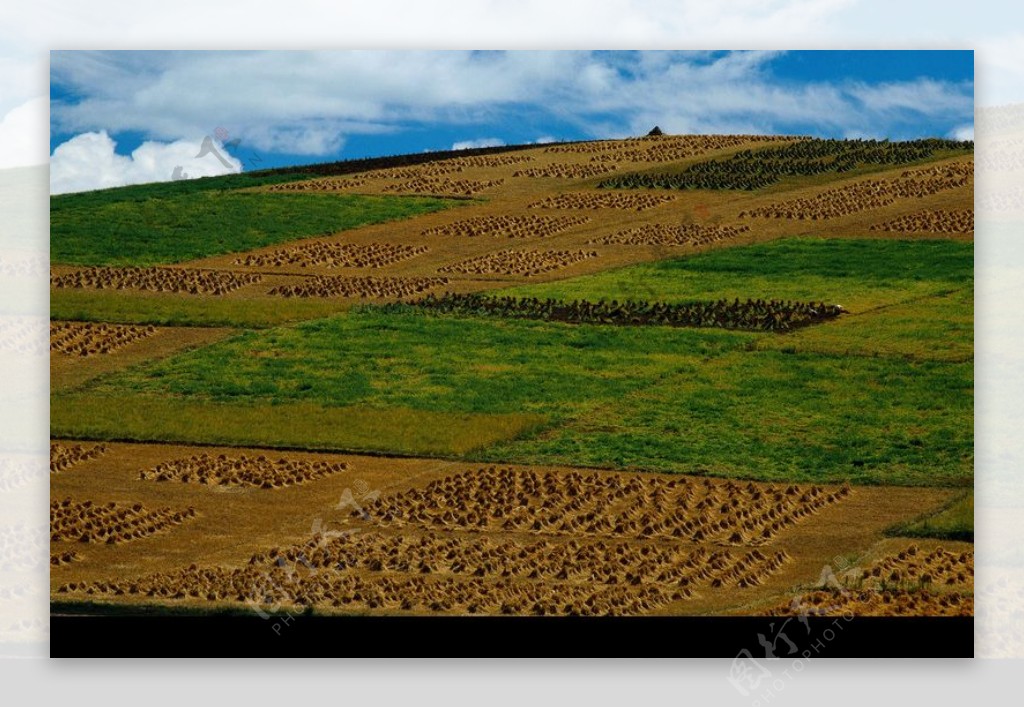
[53,237,973,487]
[52,171,315,208]
[74,311,750,414]
[480,351,973,486]
[755,287,973,362]
[51,190,457,266]
[499,238,972,312]
[50,396,545,457]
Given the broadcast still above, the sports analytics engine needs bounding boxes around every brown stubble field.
[50,440,957,617]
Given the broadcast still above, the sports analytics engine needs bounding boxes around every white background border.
[1,1,1020,704]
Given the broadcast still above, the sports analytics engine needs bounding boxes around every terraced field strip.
[600,138,971,191]
[51,267,263,296]
[268,275,451,299]
[870,209,974,234]
[51,324,238,391]
[590,223,750,247]
[382,177,505,197]
[422,214,592,240]
[740,161,973,220]
[529,191,676,211]
[437,249,599,277]
[234,242,430,269]
[51,190,457,267]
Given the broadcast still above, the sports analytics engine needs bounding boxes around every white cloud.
[451,137,505,150]
[50,131,241,195]
[950,123,975,140]
[847,79,974,116]
[534,136,556,144]
[0,97,47,168]
[49,49,975,158]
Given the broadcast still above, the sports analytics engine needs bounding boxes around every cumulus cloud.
[451,137,505,150]
[50,131,242,195]
[0,97,47,168]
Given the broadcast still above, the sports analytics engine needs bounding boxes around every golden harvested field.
[50,440,957,616]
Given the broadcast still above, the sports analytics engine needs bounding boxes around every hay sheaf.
[50,442,108,474]
[50,498,197,545]
[422,214,590,240]
[50,322,156,357]
[235,242,429,269]
[437,249,598,277]
[51,267,262,295]
[269,275,448,299]
[139,453,348,489]
[529,191,675,211]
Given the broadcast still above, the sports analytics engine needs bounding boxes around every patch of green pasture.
[755,287,973,362]
[480,349,973,487]
[81,310,751,416]
[51,235,972,486]
[50,395,547,458]
[499,238,973,312]
[51,171,315,208]
[51,191,457,266]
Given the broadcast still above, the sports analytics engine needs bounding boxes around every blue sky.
[49,50,974,194]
